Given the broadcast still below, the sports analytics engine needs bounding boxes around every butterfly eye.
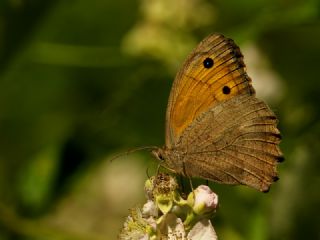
[222,86,231,94]
[203,57,214,68]
[158,153,165,161]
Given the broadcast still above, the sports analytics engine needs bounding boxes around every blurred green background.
[0,0,319,239]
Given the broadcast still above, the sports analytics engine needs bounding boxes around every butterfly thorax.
[152,147,186,175]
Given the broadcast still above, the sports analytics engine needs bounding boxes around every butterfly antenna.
[109,146,158,162]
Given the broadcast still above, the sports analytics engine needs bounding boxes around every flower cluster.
[119,173,218,239]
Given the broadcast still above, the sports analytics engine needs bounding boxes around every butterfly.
[151,33,284,192]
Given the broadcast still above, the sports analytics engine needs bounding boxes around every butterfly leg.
[182,162,195,197]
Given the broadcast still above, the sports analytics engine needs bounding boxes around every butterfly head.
[151,148,165,162]
[151,148,179,173]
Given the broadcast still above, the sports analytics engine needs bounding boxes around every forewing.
[165,33,255,148]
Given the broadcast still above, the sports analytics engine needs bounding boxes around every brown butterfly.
[151,33,284,192]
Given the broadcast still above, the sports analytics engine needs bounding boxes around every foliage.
[0,0,319,239]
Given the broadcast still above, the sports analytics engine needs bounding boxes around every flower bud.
[188,185,218,215]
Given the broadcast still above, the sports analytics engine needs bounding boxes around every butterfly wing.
[175,94,283,192]
[165,33,255,148]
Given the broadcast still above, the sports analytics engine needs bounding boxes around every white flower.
[142,200,158,218]
[188,219,218,240]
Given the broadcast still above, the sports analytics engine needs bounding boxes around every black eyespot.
[203,57,214,68]
[222,86,231,94]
